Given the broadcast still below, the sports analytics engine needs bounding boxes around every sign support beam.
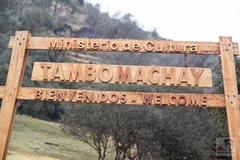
[220,36,240,160]
[0,31,29,160]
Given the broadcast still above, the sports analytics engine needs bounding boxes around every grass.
[7,115,100,160]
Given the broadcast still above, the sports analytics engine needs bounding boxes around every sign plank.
[32,62,213,87]
[8,37,239,55]
[220,37,240,160]
[0,31,30,160]
[0,86,229,108]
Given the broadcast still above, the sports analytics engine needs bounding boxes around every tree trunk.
[53,1,58,18]
[98,154,101,160]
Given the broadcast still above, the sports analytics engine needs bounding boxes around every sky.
[87,0,240,43]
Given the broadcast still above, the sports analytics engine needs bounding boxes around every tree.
[106,106,160,160]
[62,105,162,160]
[62,105,113,160]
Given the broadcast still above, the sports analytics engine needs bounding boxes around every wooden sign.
[8,37,239,54]
[0,86,225,107]
[32,62,213,87]
[0,31,240,160]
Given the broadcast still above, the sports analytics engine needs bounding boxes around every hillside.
[8,115,107,160]
[0,0,163,120]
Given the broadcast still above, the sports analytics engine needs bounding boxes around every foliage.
[61,105,228,160]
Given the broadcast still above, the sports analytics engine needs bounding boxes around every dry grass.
[7,115,99,160]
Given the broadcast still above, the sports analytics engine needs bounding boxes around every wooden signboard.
[0,31,240,160]
[31,62,213,87]
[0,87,226,107]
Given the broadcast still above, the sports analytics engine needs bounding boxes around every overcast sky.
[87,0,240,43]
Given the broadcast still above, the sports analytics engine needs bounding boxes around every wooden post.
[220,36,240,160]
[0,31,29,160]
